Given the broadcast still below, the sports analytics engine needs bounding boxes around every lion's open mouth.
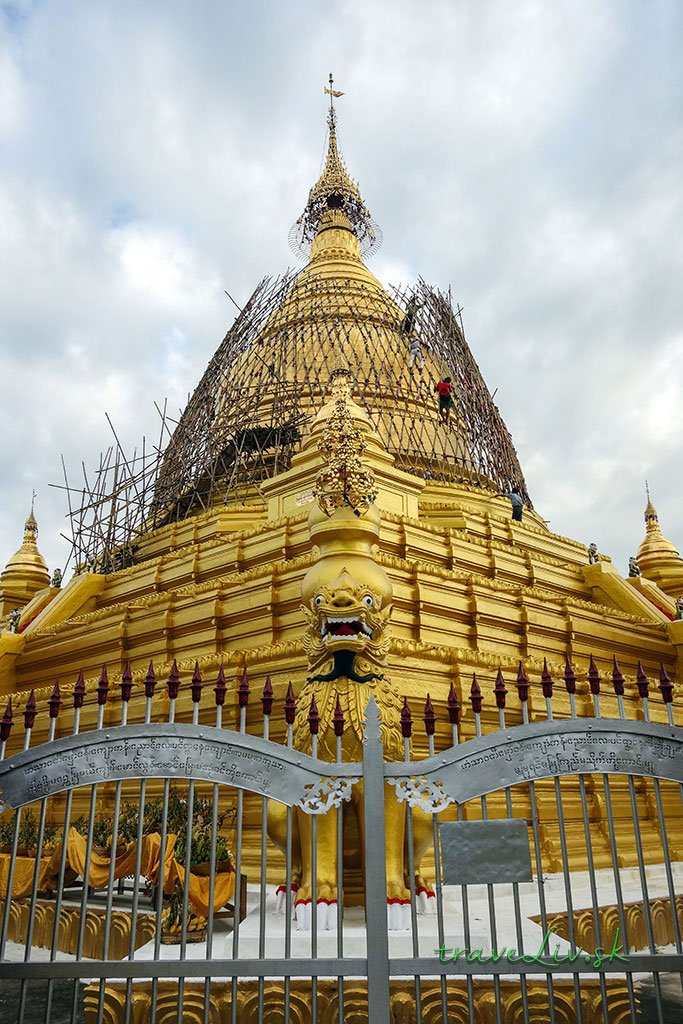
[320,615,373,639]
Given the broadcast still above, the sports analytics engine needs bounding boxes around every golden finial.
[644,481,658,529]
[289,74,382,258]
[323,72,345,127]
[314,370,377,518]
[25,491,38,536]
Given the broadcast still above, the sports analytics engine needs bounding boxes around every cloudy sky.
[1,0,681,582]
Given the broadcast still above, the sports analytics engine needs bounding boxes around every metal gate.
[0,659,682,1023]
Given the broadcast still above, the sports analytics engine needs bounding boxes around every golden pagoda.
[0,89,682,1021]
[0,501,50,619]
[635,489,683,601]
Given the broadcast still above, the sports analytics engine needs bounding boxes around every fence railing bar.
[149,668,178,1024]
[590,676,640,1021]
[518,675,557,1024]
[176,675,201,1020]
[95,684,130,1024]
[496,690,530,1024]
[447,692,476,1024]
[70,689,106,1024]
[257,679,272,1024]
[0,693,37,963]
[542,673,584,1024]
[310,720,319,1024]
[283,694,295,1024]
[402,708,423,1024]
[229,673,248,1024]
[427,704,449,1024]
[639,685,683,1000]
[202,668,225,1024]
[123,673,155,1024]
[18,688,60,1024]
[335,725,345,1024]
[566,684,611,1022]
[471,679,503,1024]
[614,689,665,1023]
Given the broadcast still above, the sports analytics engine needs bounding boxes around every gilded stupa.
[0,83,682,887]
[635,488,683,601]
[0,500,50,617]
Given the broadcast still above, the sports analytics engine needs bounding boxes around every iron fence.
[0,658,681,1023]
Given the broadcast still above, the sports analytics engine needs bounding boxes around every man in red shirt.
[436,377,454,423]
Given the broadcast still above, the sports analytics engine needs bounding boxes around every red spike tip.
[659,663,674,704]
[284,682,297,725]
[144,660,157,699]
[611,656,625,697]
[121,660,134,703]
[261,676,274,717]
[167,659,180,700]
[214,664,227,707]
[96,666,109,706]
[636,662,650,700]
[424,693,436,736]
[23,690,37,731]
[191,661,203,703]
[541,659,554,699]
[516,663,530,703]
[238,667,250,709]
[333,695,345,737]
[563,654,576,695]
[470,675,482,715]
[588,656,601,696]
[494,669,507,710]
[0,698,13,743]
[48,681,62,719]
[308,695,320,736]
[447,682,460,726]
[401,696,413,739]
[73,670,86,710]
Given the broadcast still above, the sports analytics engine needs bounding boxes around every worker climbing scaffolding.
[435,377,455,424]
[401,295,422,335]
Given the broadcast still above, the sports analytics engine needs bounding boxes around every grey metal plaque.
[0,723,362,810]
[387,718,683,804]
[440,820,532,884]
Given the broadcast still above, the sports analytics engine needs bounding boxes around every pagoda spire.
[290,75,382,258]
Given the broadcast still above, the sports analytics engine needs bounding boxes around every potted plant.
[161,882,207,945]
[43,821,60,852]
[0,813,14,853]
[118,797,165,844]
[172,793,234,876]
[74,811,122,860]
[17,809,38,856]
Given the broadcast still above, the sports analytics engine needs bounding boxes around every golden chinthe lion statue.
[267,494,435,930]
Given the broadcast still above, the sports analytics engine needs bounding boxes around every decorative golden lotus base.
[541,893,683,954]
[0,898,154,961]
[85,978,636,1023]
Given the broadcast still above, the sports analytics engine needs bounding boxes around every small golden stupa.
[0,501,50,618]
[636,488,683,600]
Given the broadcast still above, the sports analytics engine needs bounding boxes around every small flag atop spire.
[324,72,344,100]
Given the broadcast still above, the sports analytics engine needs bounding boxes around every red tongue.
[332,623,357,636]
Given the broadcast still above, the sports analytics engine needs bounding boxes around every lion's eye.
[315,595,324,607]
[362,595,373,608]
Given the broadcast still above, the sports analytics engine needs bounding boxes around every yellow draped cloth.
[0,829,235,919]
